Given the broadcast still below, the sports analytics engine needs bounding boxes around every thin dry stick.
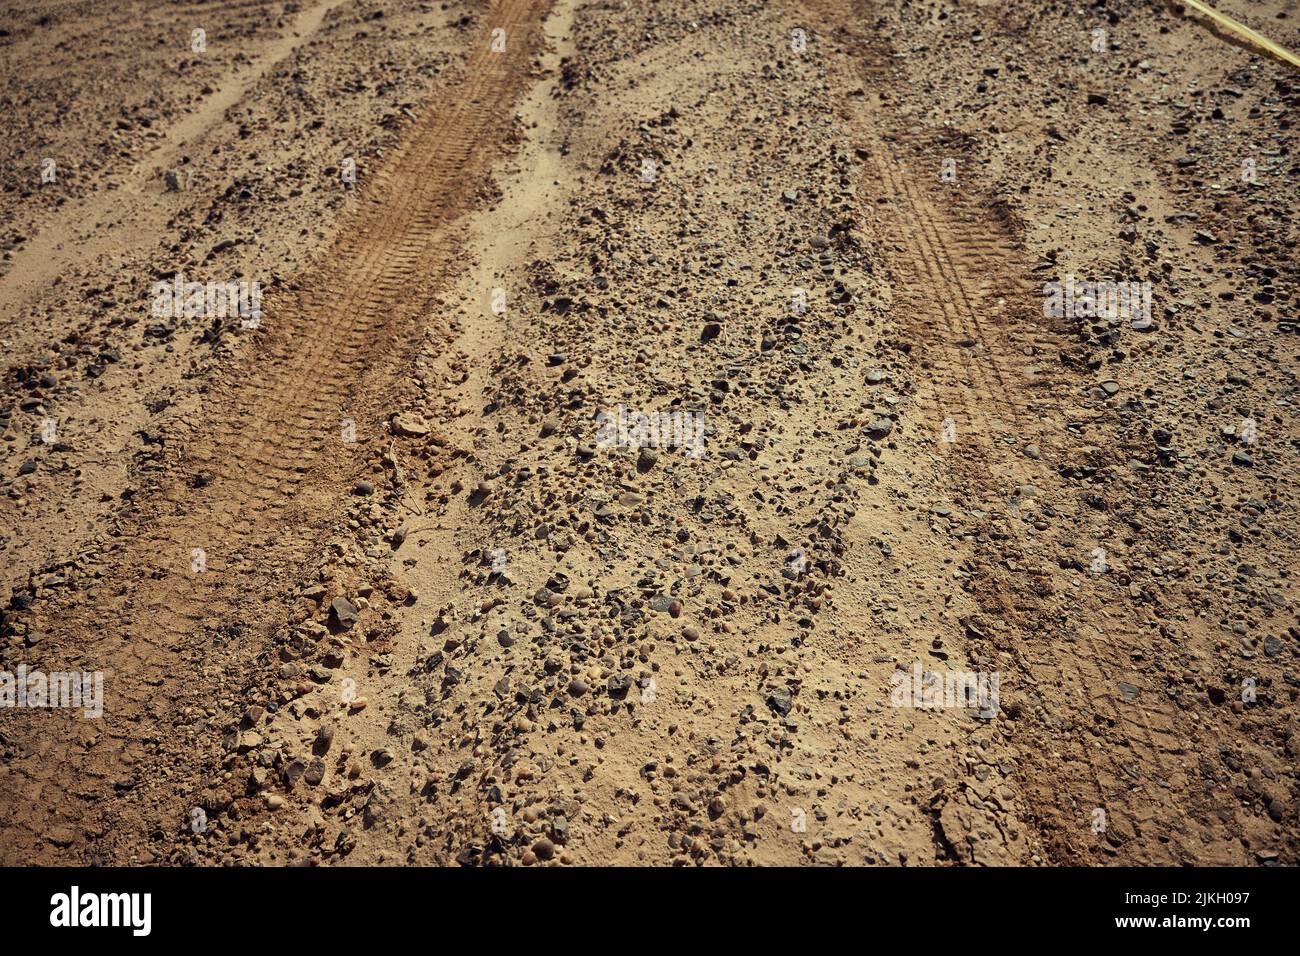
[1180,0,1300,70]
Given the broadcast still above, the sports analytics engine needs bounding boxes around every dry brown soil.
[0,0,1296,866]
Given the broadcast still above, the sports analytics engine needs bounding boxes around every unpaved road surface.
[0,0,1297,866]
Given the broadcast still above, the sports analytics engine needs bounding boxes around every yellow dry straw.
[1180,0,1300,70]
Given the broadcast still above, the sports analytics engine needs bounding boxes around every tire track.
[804,0,1223,863]
[864,127,1126,857]
[869,102,1193,868]
[874,143,1195,859]
[0,0,550,864]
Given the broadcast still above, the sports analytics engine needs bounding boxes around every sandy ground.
[0,0,1296,866]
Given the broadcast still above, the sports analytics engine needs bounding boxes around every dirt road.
[1,0,1296,866]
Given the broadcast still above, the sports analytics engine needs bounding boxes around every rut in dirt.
[0,0,551,864]
[810,0,1236,862]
